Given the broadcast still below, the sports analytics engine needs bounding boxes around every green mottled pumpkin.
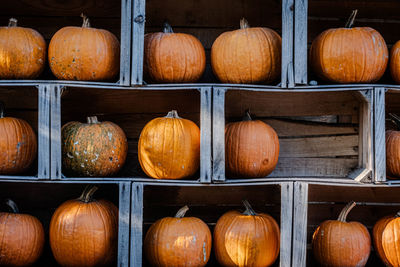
[62,116,128,177]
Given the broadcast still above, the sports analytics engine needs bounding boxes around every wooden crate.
[292,181,400,267]
[50,85,212,183]
[131,181,293,267]
[0,84,50,180]
[0,180,131,267]
[0,0,132,86]
[213,86,374,183]
[133,0,295,87]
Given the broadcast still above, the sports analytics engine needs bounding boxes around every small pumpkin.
[0,102,37,174]
[144,22,206,83]
[0,199,45,266]
[62,116,128,177]
[386,113,400,178]
[50,186,118,267]
[373,214,395,266]
[214,200,280,267]
[48,14,120,81]
[138,110,200,179]
[312,201,371,267]
[144,205,212,267]
[211,18,281,84]
[225,110,279,178]
[0,18,46,79]
[390,41,400,84]
[310,10,388,83]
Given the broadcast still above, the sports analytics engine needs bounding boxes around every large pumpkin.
[144,22,206,83]
[48,14,120,81]
[312,201,371,267]
[144,205,212,267]
[225,111,279,178]
[310,10,388,83]
[0,199,45,266]
[0,102,37,174]
[0,18,46,79]
[391,41,400,84]
[62,116,128,177]
[211,18,281,84]
[373,215,395,266]
[214,200,280,267]
[50,186,118,267]
[138,110,200,179]
[386,113,400,178]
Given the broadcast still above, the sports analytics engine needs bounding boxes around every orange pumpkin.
[312,201,371,267]
[0,199,45,266]
[225,111,279,178]
[144,205,212,267]
[62,116,128,177]
[48,14,120,81]
[211,18,281,84]
[387,114,400,178]
[144,22,206,83]
[138,110,200,179]
[310,10,388,83]
[0,102,37,174]
[0,18,46,79]
[391,41,400,84]
[50,186,118,267]
[214,200,280,267]
[373,215,394,266]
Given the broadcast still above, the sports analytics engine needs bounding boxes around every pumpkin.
[138,110,200,179]
[62,116,127,177]
[144,22,206,83]
[386,113,400,178]
[0,102,37,174]
[48,14,120,81]
[310,10,388,83]
[144,205,211,267]
[211,18,281,84]
[225,110,279,178]
[0,199,45,266]
[0,18,46,79]
[214,200,280,267]
[373,215,394,266]
[391,41,400,84]
[312,201,371,267]
[50,186,118,267]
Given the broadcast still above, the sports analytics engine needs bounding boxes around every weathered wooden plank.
[131,0,146,85]
[131,183,144,267]
[374,87,386,182]
[280,182,293,267]
[357,90,373,179]
[212,87,226,182]
[50,85,62,179]
[282,0,294,87]
[294,0,308,85]
[37,85,51,179]
[118,182,131,267]
[120,0,132,86]
[292,182,308,267]
[200,87,212,183]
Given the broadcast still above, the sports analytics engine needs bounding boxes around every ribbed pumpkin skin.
[386,130,400,178]
[144,32,206,83]
[373,216,393,266]
[0,212,45,266]
[211,27,281,84]
[225,120,279,178]
[381,217,400,267]
[61,119,128,177]
[49,199,118,267]
[214,211,280,267]
[48,25,120,81]
[0,117,37,174]
[0,21,46,79]
[310,27,388,83]
[312,220,371,267]
[144,217,211,267]
[138,112,200,179]
[391,41,400,84]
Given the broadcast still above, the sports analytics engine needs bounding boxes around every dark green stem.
[345,10,358,28]
[242,200,257,216]
[163,21,173,33]
[5,199,19,213]
[243,109,252,121]
[78,185,98,203]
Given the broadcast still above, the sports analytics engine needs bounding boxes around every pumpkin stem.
[345,9,358,28]
[163,21,174,33]
[5,199,19,213]
[8,18,17,27]
[165,110,180,119]
[87,116,99,124]
[395,211,400,218]
[175,205,189,218]
[240,18,250,29]
[81,13,91,28]
[242,200,257,216]
[389,113,400,130]
[337,201,356,222]
[78,185,98,203]
[0,101,4,118]
[243,109,252,121]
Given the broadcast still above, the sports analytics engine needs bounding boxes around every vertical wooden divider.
[38,84,51,179]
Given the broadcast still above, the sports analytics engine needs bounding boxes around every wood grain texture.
[118,182,131,267]
[280,182,293,267]
[212,87,226,182]
[294,0,308,85]
[292,182,308,267]
[200,87,212,183]
[38,85,50,179]
[120,0,132,85]
[50,85,62,179]
[281,0,294,87]
[374,87,386,182]
[131,0,146,85]
[131,183,143,267]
